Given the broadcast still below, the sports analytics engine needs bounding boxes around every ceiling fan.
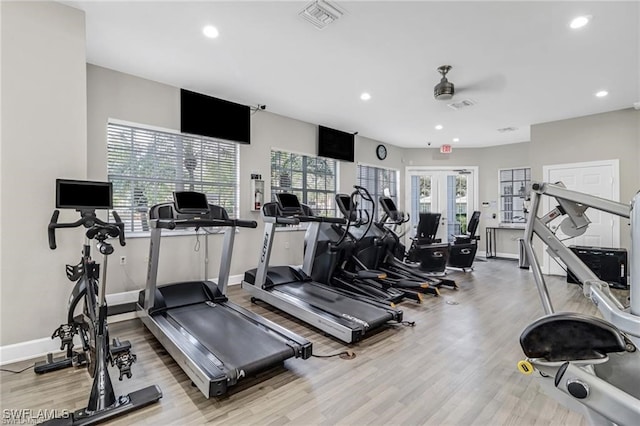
[434,65,455,100]
[434,65,507,101]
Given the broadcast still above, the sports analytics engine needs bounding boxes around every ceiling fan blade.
[457,73,507,93]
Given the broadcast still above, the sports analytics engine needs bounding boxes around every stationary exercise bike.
[42,179,162,425]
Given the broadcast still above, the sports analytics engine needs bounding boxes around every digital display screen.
[173,191,209,213]
[336,195,352,211]
[381,197,397,213]
[276,192,301,209]
[56,179,113,209]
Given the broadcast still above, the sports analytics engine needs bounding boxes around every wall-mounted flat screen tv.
[180,89,250,144]
[318,125,354,162]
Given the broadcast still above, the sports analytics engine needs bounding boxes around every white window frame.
[498,166,531,225]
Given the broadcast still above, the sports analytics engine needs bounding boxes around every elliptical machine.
[41,179,162,425]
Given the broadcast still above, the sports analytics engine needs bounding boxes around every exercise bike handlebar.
[48,210,126,250]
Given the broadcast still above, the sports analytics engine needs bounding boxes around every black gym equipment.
[41,179,162,425]
[405,212,450,273]
[138,192,311,398]
[331,188,440,301]
[447,210,481,271]
[242,192,404,343]
[374,197,458,289]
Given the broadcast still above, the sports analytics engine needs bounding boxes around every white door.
[406,168,476,244]
[542,160,619,275]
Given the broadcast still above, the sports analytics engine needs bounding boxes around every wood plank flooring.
[1,259,612,425]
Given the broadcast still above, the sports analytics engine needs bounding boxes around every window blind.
[357,164,399,219]
[107,122,239,233]
[270,150,337,217]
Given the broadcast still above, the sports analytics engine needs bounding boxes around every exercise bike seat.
[520,312,627,362]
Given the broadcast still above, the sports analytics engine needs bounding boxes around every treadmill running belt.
[275,282,393,328]
[166,304,295,376]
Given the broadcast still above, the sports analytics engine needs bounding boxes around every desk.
[485,226,525,258]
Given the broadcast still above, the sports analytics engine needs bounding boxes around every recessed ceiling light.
[203,25,219,39]
[360,92,371,101]
[595,90,608,98]
[435,124,443,130]
[453,138,460,142]
[570,15,591,29]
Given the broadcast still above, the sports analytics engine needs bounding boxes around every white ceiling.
[67,1,640,148]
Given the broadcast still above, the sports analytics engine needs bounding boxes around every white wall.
[1,2,87,345]
[530,108,640,249]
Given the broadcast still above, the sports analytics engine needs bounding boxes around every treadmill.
[138,191,312,398]
[242,193,403,343]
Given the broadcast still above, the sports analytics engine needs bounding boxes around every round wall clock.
[376,144,387,160]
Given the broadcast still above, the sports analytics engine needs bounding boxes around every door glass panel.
[410,175,432,233]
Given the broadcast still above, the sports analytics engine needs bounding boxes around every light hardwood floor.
[1,259,611,425]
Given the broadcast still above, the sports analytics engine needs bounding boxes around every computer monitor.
[173,191,210,215]
[56,179,113,210]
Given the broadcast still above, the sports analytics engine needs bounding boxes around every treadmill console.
[174,191,210,215]
[275,193,304,215]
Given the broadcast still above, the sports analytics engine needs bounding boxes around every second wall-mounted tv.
[180,89,250,144]
[318,125,354,162]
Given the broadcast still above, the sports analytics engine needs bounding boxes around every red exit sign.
[440,144,452,154]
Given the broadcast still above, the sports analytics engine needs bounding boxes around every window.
[499,167,531,224]
[270,150,337,217]
[108,122,239,233]
[357,164,399,218]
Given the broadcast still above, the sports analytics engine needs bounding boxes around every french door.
[405,167,478,243]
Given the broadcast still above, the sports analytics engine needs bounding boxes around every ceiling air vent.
[447,99,476,111]
[299,0,344,30]
[497,127,518,133]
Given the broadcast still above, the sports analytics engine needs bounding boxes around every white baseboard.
[226,274,244,286]
[0,274,246,366]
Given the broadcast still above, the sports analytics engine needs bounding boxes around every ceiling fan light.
[434,80,454,100]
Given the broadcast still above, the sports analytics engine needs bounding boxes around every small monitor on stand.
[56,179,113,211]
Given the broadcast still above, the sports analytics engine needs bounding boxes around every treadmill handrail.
[153,218,257,229]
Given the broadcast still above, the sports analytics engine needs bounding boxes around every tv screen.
[173,191,210,214]
[180,89,250,144]
[318,125,354,162]
[56,179,113,210]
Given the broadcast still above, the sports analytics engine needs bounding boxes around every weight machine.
[518,182,639,425]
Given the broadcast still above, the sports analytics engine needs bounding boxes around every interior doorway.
[541,160,620,275]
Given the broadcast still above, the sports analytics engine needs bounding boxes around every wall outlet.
[120,256,127,265]
[284,241,290,249]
